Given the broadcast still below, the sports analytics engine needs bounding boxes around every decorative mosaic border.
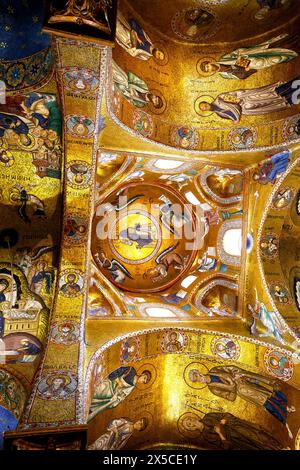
[256,155,300,345]
[77,46,108,425]
[0,47,53,92]
[19,40,108,429]
[82,325,297,421]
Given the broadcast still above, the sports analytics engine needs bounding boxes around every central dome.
[91,183,198,292]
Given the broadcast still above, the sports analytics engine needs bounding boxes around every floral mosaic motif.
[228,127,257,149]
[59,269,84,298]
[259,233,279,258]
[133,110,154,137]
[66,160,92,189]
[64,213,88,245]
[0,48,52,91]
[210,336,241,360]
[66,115,95,138]
[6,63,26,87]
[170,126,199,149]
[37,371,78,400]
[51,321,80,345]
[263,349,293,381]
[63,67,99,95]
[160,330,188,353]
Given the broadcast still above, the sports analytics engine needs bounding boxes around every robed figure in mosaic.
[189,365,295,438]
[88,366,151,420]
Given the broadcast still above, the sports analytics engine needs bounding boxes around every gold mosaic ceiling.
[125,0,300,45]
[1,0,300,453]
[109,0,300,152]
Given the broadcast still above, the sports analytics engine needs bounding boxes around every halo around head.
[194,95,214,117]
[196,57,218,77]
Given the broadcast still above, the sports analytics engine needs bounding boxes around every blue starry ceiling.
[0,0,50,60]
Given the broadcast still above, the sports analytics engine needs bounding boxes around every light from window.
[223,228,242,257]
[154,159,184,170]
[181,275,197,288]
[185,191,200,205]
[145,307,177,317]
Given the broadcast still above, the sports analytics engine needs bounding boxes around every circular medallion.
[64,213,88,245]
[210,336,241,360]
[152,41,169,66]
[171,7,219,42]
[133,110,154,137]
[136,363,157,390]
[177,412,201,439]
[160,330,188,353]
[92,183,197,293]
[194,95,215,117]
[183,362,209,390]
[66,115,94,138]
[59,269,84,298]
[0,149,14,167]
[272,186,295,210]
[269,282,291,305]
[147,89,167,115]
[17,133,35,150]
[51,321,80,345]
[120,337,140,363]
[259,233,279,258]
[228,127,257,150]
[196,57,218,77]
[170,126,199,149]
[109,209,161,265]
[66,160,92,189]
[263,349,293,381]
[37,371,78,400]
[63,67,99,95]
[282,114,300,141]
